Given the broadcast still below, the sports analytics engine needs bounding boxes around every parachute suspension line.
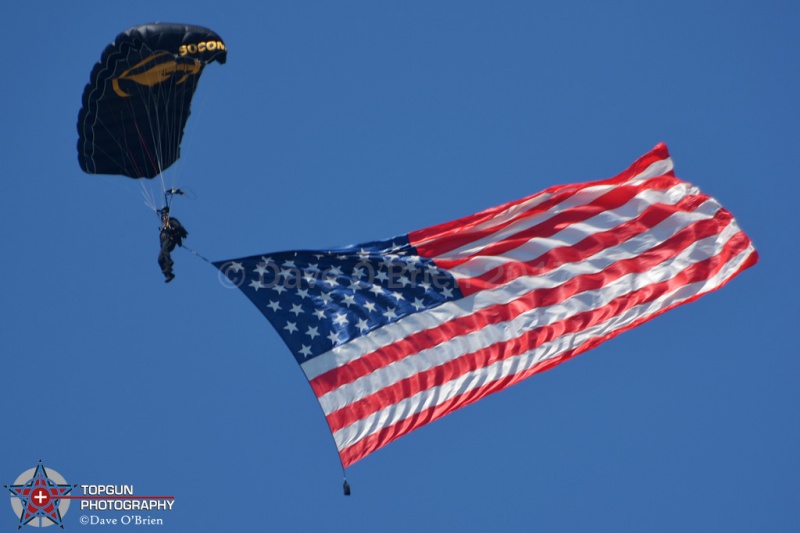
[124,56,167,203]
[142,76,181,211]
[167,61,186,190]
[128,101,165,209]
[130,49,166,184]
[172,60,211,186]
[127,103,167,214]
[127,96,160,181]
[149,53,194,200]
[152,65,170,196]
[91,107,136,177]
[149,64,194,215]
[159,173,168,206]
[85,104,156,213]
[140,183,157,212]
[160,57,204,196]
[118,105,146,180]
[157,53,190,195]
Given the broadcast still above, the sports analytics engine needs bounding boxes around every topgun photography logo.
[4,460,77,528]
[5,461,174,528]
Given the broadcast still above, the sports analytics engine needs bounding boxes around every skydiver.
[158,207,188,283]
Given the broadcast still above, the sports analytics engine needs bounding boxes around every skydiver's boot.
[164,272,175,283]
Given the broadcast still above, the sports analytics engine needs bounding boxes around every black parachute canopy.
[77,23,227,179]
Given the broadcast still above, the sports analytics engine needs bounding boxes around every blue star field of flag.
[216,236,464,364]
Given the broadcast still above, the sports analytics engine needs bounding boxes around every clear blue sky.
[1,2,797,532]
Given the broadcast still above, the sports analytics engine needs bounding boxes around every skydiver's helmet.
[160,207,170,218]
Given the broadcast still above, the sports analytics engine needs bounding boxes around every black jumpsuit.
[158,217,188,280]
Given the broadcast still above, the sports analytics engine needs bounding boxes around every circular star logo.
[5,461,76,529]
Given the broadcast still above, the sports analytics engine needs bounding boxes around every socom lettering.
[179,41,226,56]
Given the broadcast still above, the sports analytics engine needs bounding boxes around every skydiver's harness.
[156,188,211,263]
[157,188,185,234]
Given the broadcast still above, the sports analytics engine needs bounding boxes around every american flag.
[216,143,757,468]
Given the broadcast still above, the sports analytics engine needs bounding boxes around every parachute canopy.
[77,23,227,179]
